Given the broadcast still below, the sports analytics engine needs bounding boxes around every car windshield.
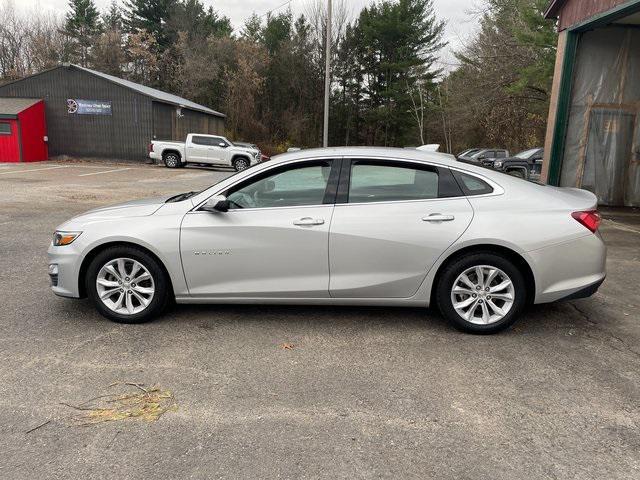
[515,148,539,159]
[459,149,479,157]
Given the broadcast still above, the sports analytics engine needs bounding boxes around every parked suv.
[493,148,544,180]
[149,134,261,171]
[458,149,509,166]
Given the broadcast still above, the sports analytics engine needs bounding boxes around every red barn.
[0,98,48,162]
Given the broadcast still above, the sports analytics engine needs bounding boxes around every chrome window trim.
[190,154,504,213]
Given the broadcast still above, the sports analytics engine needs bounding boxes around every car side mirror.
[202,195,230,212]
[219,142,227,148]
[478,155,486,160]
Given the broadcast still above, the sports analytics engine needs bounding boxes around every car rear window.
[453,171,494,196]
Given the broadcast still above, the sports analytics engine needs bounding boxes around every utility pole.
[322,0,332,147]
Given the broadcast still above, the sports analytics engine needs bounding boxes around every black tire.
[232,156,250,172]
[436,252,527,334]
[85,246,171,324]
[507,168,526,179]
[163,152,181,168]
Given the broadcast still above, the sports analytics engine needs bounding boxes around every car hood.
[68,196,169,223]
[233,146,258,155]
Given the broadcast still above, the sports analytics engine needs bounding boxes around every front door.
[206,136,231,164]
[329,159,473,298]
[181,159,337,297]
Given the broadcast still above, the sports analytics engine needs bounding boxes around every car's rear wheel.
[232,157,250,172]
[436,252,526,334]
[86,246,170,324]
[163,152,181,168]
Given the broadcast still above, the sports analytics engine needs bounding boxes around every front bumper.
[48,243,83,298]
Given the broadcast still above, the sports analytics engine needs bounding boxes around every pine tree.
[335,0,445,146]
[64,0,101,66]
[102,1,123,31]
[123,0,178,50]
[241,14,263,43]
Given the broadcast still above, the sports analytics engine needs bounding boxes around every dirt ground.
[0,159,638,479]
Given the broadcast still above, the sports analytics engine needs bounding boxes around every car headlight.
[53,231,82,246]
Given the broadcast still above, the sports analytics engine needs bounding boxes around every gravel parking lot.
[1,160,639,479]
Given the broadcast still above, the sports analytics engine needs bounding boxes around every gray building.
[0,64,225,160]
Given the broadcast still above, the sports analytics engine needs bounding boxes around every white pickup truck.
[149,133,261,171]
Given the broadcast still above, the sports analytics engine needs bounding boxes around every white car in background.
[48,147,606,334]
[149,133,261,171]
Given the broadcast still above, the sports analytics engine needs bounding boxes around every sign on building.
[67,99,112,115]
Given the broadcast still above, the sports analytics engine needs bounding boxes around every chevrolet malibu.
[48,147,606,334]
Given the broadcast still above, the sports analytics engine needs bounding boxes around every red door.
[0,119,20,162]
[17,101,48,162]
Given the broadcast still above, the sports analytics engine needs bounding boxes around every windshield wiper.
[166,191,198,203]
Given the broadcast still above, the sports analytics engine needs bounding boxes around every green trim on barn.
[546,0,640,186]
[548,31,578,186]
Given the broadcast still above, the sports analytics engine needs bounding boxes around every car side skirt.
[175,296,429,307]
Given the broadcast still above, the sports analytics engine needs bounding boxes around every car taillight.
[572,210,601,233]
[148,143,154,153]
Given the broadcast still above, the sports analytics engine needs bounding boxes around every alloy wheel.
[96,258,155,315]
[235,158,248,171]
[450,265,515,325]
[165,155,178,167]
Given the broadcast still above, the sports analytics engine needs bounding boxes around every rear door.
[328,159,474,298]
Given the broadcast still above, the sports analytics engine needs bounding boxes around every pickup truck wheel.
[507,168,526,179]
[233,157,250,172]
[163,152,181,168]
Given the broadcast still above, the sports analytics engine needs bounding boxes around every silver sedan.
[48,147,606,334]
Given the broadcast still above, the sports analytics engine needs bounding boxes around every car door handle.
[422,214,455,222]
[293,217,325,226]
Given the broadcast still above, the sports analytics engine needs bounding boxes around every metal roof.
[0,97,42,117]
[72,65,225,118]
[544,0,565,18]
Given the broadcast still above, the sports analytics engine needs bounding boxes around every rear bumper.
[529,233,607,304]
[555,277,605,302]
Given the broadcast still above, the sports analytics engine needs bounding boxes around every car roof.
[271,146,458,166]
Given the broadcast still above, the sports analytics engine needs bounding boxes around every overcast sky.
[12,0,480,69]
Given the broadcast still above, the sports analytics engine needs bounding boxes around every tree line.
[0,0,556,155]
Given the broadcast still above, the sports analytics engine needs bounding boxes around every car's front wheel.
[86,246,170,324]
[232,157,250,171]
[436,252,526,334]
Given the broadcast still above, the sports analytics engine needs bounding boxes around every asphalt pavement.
[0,160,638,479]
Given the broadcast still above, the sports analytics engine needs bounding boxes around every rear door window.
[192,136,214,146]
[348,162,439,203]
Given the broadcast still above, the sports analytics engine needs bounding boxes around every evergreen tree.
[241,14,263,43]
[334,0,445,146]
[124,0,178,49]
[102,1,124,31]
[65,0,101,66]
